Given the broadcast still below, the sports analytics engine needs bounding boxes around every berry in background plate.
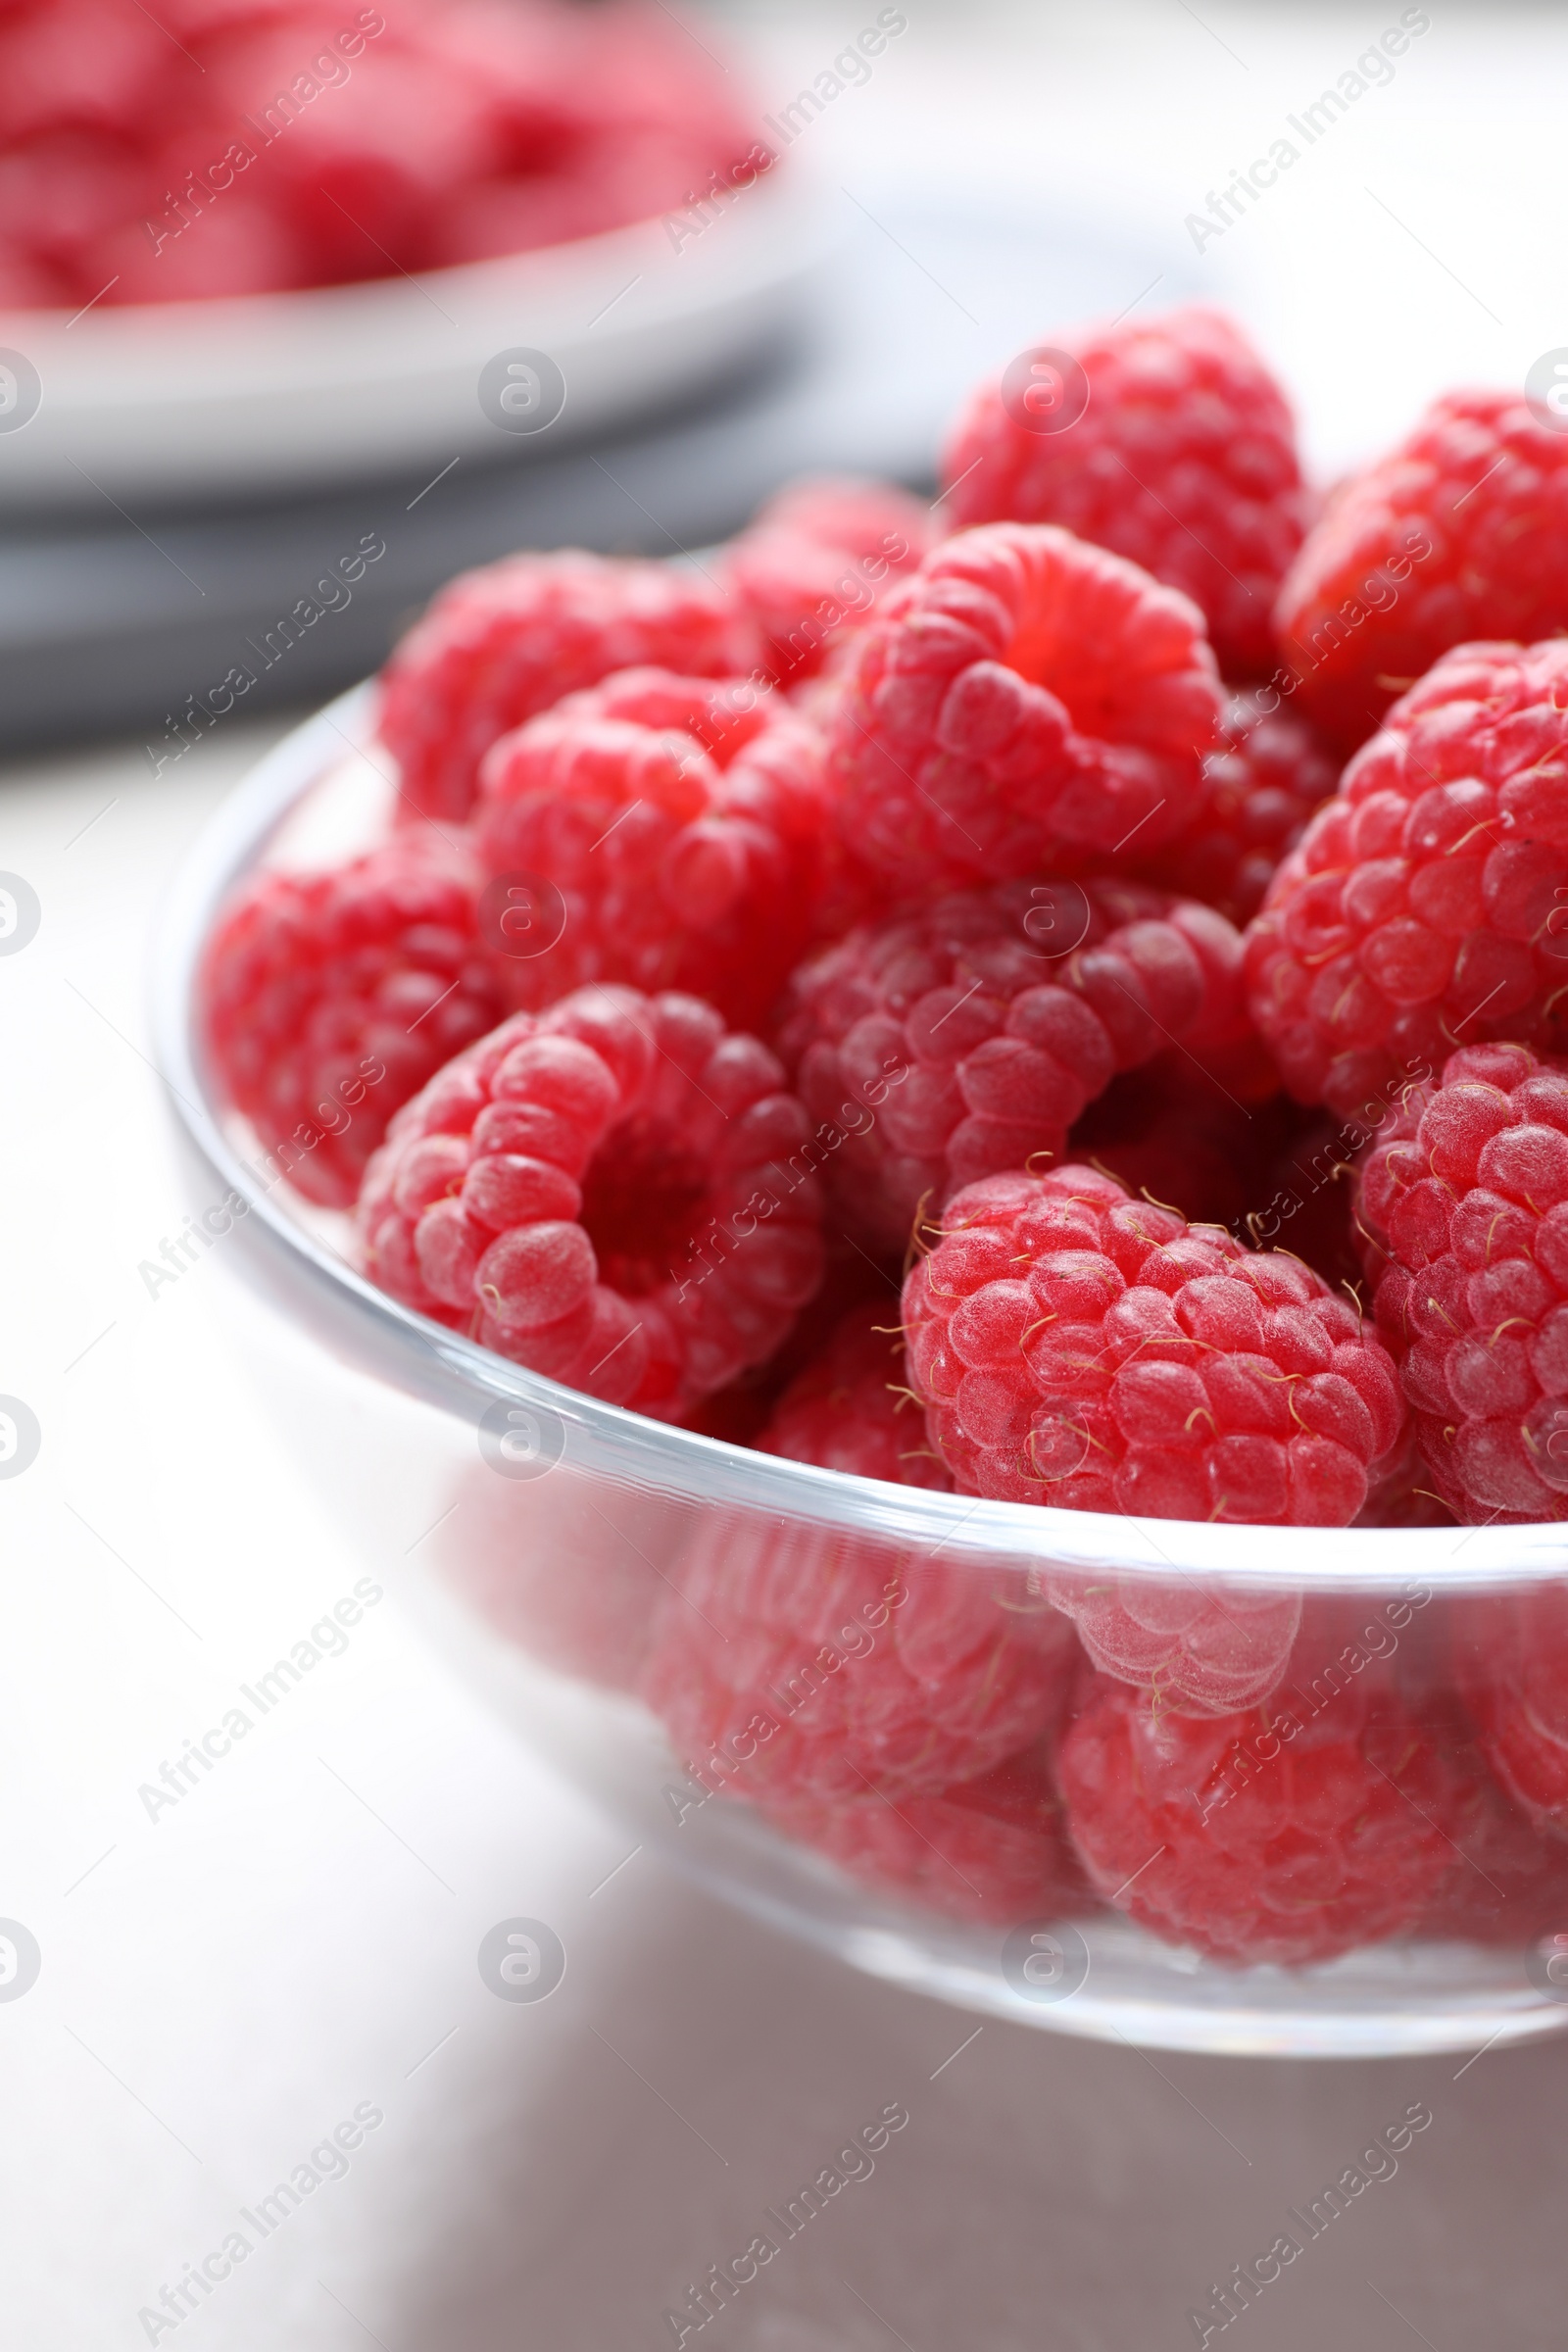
[358,984,823,1416]
[379,551,759,825]
[941,306,1307,677]
[904,1162,1404,1516]
[202,834,504,1207]
[1245,640,1568,1121]
[1275,388,1568,750]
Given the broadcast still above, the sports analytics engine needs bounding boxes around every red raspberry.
[640,1528,1077,1805]
[904,1163,1405,1516]
[1245,642,1568,1122]
[779,879,1250,1251]
[824,523,1224,893]
[757,1302,949,1490]
[721,474,933,685]
[1417,1707,1568,1943]
[1058,1622,1464,1965]
[1140,690,1340,927]
[941,307,1307,676]
[201,837,504,1208]
[358,985,823,1417]
[473,666,839,1032]
[1354,1042,1568,1522]
[1455,1589,1568,1832]
[1042,1572,1301,1718]
[378,552,759,825]
[1275,389,1568,750]
[758,1738,1089,1926]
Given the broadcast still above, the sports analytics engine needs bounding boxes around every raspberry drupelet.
[474,666,855,1032]
[823,522,1224,894]
[202,837,504,1207]
[358,985,823,1417]
[757,1302,950,1489]
[1274,389,1568,750]
[1244,641,1568,1123]
[903,1163,1404,1519]
[940,307,1307,677]
[1058,1626,1465,1967]
[778,876,1252,1251]
[377,550,759,824]
[639,1522,1077,1805]
[1354,1042,1568,1522]
[721,473,934,686]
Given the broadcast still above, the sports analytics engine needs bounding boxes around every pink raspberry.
[1058,1619,1465,1966]
[903,1163,1405,1517]
[756,1302,949,1489]
[1455,1589,1568,1833]
[721,473,933,685]
[823,523,1224,893]
[1245,641,1568,1121]
[1041,1573,1301,1718]
[1275,389,1568,751]
[1354,1042,1568,1522]
[358,985,823,1417]
[941,307,1307,676]
[1140,689,1340,927]
[377,551,759,824]
[640,1527,1077,1805]
[201,837,504,1208]
[779,879,1249,1251]
[473,666,844,1032]
[759,1738,1090,1926]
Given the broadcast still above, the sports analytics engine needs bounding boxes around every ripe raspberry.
[1416,1710,1568,1943]
[1245,641,1568,1122]
[1042,1572,1301,1718]
[721,474,933,685]
[358,985,823,1417]
[780,879,1250,1252]
[474,666,841,1032]
[941,307,1307,676]
[1275,389,1568,750]
[758,1738,1089,1926]
[1140,690,1340,927]
[378,551,759,825]
[757,1303,949,1489]
[904,1163,1405,1517]
[1058,1619,1464,1966]
[824,523,1224,893]
[1455,1589,1568,1832]
[1354,1042,1568,1521]
[201,837,504,1208]
[640,1525,1077,1805]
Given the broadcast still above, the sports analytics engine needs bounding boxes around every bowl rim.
[149,684,1568,1592]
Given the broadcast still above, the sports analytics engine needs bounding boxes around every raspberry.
[721,474,933,685]
[201,836,504,1207]
[358,985,823,1416]
[824,523,1224,893]
[1042,1573,1301,1718]
[1245,641,1568,1121]
[1275,389,1568,749]
[1417,1715,1568,1944]
[903,1163,1405,1517]
[780,879,1249,1251]
[640,1526,1078,1805]
[757,1302,950,1489]
[758,1738,1089,1926]
[474,666,838,1032]
[1455,1589,1568,1831]
[1140,690,1340,927]
[1354,1042,1568,1522]
[1058,1617,1464,1966]
[378,552,759,825]
[941,307,1307,676]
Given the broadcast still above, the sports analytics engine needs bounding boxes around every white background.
[5,5,1568,2345]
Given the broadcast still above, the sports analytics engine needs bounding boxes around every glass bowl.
[152,685,1568,2058]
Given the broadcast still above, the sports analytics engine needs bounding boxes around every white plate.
[0,166,828,512]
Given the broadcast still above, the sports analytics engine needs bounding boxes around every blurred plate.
[0,166,827,512]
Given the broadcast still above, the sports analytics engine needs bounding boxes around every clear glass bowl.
[153,686,1568,2058]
